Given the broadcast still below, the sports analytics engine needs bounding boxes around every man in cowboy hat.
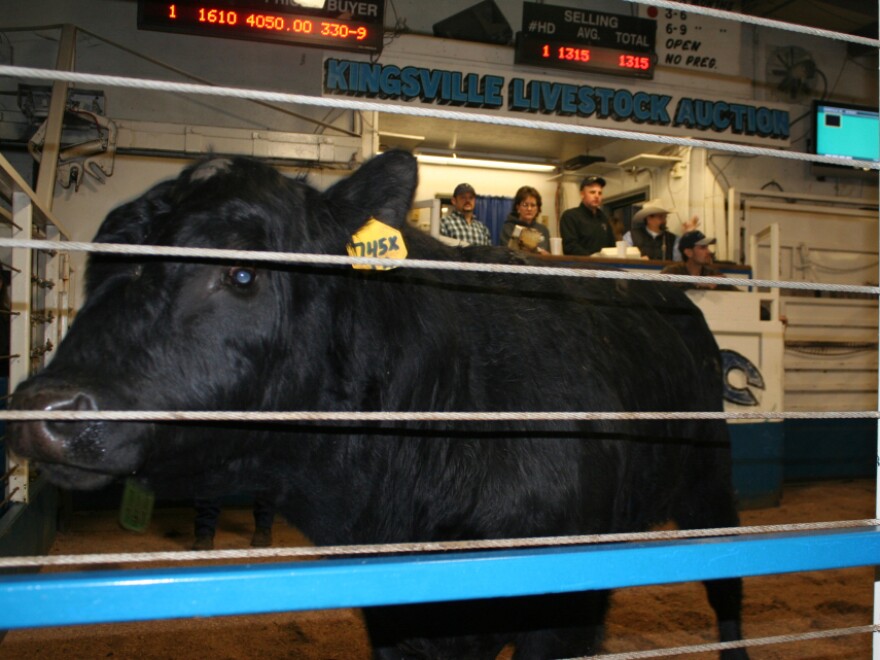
[624,203,679,261]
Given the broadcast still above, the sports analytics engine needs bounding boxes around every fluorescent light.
[378,131,426,141]
[415,153,557,173]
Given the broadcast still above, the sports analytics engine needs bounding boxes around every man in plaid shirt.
[439,183,492,246]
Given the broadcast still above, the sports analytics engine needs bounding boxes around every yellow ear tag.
[346,218,408,270]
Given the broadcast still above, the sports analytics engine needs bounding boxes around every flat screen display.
[813,101,879,164]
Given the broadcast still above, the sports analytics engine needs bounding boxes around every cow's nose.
[9,388,99,464]
[43,391,99,443]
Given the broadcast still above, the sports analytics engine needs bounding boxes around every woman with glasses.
[500,185,551,254]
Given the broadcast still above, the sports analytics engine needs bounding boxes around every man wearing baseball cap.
[623,203,678,261]
[660,230,737,290]
[559,175,616,256]
[439,182,492,246]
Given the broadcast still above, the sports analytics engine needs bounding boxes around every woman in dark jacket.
[500,186,551,253]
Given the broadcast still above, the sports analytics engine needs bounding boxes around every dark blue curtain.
[475,196,513,246]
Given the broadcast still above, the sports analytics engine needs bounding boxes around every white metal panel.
[1,155,70,505]
[785,370,878,391]
[782,297,879,343]
[744,200,878,288]
[689,289,785,414]
[7,191,33,504]
[114,120,364,163]
[784,350,879,371]
[786,391,877,413]
[780,298,878,412]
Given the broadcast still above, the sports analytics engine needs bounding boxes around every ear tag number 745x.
[347,218,408,270]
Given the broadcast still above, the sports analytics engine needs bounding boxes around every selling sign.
[516,2,657,79]
[521,2,656,51]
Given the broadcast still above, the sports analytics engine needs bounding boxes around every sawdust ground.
[0,479,874,659]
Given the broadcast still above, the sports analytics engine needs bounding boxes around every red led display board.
[515,34,655,79]
[516,2,656,79]
[137,0,384,54]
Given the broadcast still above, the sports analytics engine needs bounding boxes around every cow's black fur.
[9,151,748,659]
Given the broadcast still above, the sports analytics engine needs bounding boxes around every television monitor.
[812,101,879,178]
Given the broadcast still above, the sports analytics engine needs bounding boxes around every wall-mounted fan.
[766,46,821,101]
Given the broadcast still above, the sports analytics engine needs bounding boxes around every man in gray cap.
[623,204,679,261]
[559,175,616,255]
[661,230,737,290]
[439,182,492,246]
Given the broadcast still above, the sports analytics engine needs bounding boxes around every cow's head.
[8,150,419,490]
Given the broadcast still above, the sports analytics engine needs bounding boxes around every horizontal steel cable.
[0,518,875,569]
[0,238,877,296]
[582,624,880,660]
[0,410,877,423]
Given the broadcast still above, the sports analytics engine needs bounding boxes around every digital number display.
[137,0,383,54]
[515,34,655,79]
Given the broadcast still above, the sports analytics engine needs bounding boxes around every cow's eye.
[225,267,256,288]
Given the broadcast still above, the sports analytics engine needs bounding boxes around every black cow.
[9,151,748,659]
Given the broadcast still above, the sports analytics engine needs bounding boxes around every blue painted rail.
[1,527,879,629]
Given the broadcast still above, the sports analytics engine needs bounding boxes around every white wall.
[2,1,339,138]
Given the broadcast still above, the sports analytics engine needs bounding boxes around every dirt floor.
[0,479,875,659]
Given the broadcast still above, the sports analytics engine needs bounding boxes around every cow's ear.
[93,180,174,245]
[324,150,418,232]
